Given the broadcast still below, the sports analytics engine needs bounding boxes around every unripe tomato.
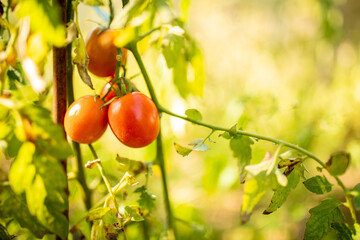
[108,92,160,148]
[64,95,108,144]
[85,26,127,78]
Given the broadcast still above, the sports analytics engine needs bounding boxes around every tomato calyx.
[100,76,138,103]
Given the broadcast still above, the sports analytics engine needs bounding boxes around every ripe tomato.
[85,26,127,77]
[108,92,160,148]
[64,95,108,144]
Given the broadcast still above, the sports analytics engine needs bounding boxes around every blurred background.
[71,0,360,239]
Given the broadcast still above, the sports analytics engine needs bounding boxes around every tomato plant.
[64,95,108,144]
[108,92,160,148]
[0,0,359,240]
[85,26,127,77]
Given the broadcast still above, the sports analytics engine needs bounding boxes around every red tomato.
[100,80,120,102]
[85,26,127,78]
[64,95,108,144]
[108,92,160,148]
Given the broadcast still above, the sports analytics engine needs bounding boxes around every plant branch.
[161,106,358,223]
[156,129,178,239]
[127,43,160,107]
[88,144,119,212]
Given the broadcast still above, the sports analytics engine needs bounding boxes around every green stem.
[142,218,150,240]
[108,0,114,28]
[88,144,119,212]
[127,44,160,107]
[156,129,178,239]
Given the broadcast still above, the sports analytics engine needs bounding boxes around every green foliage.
[304,198,344,240]
[116,155,147,175]
[8,142,69,239]
[17,0,66,46]
[353,183,360,211]
[331,223,355,240]
[264,164,304,214]
[0,223,11,240]
[185,108,202,122]
[303,176,332,195]
[326,151,351,176]
[124,206,144,222]
[73,1,94,90]
[174,142,192,156]
[1,188,49,238]
[19,104,73,159]
[162,31,205,98]
[135,186,156,214]
[240,151,288,221]
[87,207,111,221]
[229,134,253,182]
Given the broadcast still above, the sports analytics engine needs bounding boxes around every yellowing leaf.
[73,39,94,89]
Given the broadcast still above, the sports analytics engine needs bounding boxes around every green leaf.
[0,224,11,240]
[162,33,205,98]
[188,138,210,152]
[9,142,36,194]
[174,142,192,157]
[8,139,68,239]
[326,151,350,176]
[0,188,49,238]
[304,198,344,240]
[331,223,354,240]
[135,186,156,213]
[124,206,144,222]
[303,175,332,194]
[353,183,360,210]
[185,108,202,121]
[229,135,253,182]
[29,151,69,239]
[115,155,147,175]
[240,172,269,223]
[73,38,94,90]
[111,0,150,29]
[263,164,304,214]
[87,207,111,222]
[17,0,66,47]
[20,104,73,159]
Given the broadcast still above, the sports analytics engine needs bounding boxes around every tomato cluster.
[64,26,159,148]
[64,92,159,148]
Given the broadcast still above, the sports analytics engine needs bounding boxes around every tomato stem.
[127,43,160,107]
[88,144,120,213]
[156,129,179,239]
